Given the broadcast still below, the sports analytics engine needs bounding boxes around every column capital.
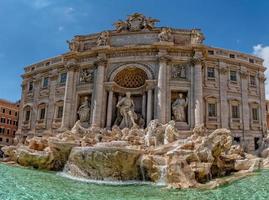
[190,52,204,66]
[219,61,228,74]
[157,55,172,63]
[65,59,78,71]
[240,69,248,79]
[258,71,266,81]
[94,57,107,66]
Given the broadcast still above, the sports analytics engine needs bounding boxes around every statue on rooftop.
[113,13,159,32]
[158,28,172,42]
[96,31,110,46]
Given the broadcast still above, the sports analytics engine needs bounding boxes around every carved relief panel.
[79,68,95,84]
[171,63,187,80]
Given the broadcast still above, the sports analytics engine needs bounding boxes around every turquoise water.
[0,163,268,200]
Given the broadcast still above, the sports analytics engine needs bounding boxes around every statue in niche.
[158,28,172,42]
[77,97,91,123]
[172,93,188,122]
[116,92,138,129]
[96,31,110,46]
[80,69,94,83]
[171,64,186,79]
[66,39,80,52]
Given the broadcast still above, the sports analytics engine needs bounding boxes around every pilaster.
[91,55,107,128]
[219,61,229,128]
[60,60,77,131]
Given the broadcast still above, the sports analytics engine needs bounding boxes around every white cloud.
[253,44,269,98]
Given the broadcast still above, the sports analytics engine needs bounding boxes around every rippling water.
[0,163,269,200]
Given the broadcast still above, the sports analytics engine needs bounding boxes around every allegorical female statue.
[172,93,188,122]
[77,97,90,122]
[116,92,137,128]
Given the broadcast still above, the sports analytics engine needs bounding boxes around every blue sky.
[0,0,269,102]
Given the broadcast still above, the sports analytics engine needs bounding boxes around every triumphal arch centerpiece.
[17,13,267,152]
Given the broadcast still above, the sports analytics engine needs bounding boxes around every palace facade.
[0,99,19,146]
[17,13,266,152]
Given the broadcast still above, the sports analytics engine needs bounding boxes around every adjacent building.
[0,99,19,146]
[17,13,267,152]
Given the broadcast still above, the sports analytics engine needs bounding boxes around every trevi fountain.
[1,13,269,199]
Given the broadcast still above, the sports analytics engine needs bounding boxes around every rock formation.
[1,121,267,189]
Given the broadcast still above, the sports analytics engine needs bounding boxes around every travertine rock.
[65,147,143,181]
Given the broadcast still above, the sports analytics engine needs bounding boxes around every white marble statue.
[172,93,188,122]
[158,28,172,42]
[77,97,90,123]
[96,31,110,46]
[116,92,138,129]
[164,120,178,144]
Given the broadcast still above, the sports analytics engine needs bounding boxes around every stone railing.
[24,56,64,73]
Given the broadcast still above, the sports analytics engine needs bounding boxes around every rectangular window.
[229,54,235,58]
[232,105,239,119]
[43,77,49,88]
[208,103,217,117]
[25,110,31,121]
[207,67,215,79]
[230,70,237,82]
[250,75,256,86]
[60,73,67,84]
[9,110,11,115]
[28,81,33,92]
[40,108,46,120]
[252,108,259,121]
[57,106,63,119]
[2,109,5,114]
[0,138,2,142]
[15,112,17,117]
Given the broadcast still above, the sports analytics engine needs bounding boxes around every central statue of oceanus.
[116,92,138,129]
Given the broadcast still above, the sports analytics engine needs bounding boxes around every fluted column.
[106,90,114,129]
[31,77,41,134]
[142,93,146,120]
[147,89,153,125]
[60,61,76,131]
[46,70,58,132]
[219,62,229,128]
[91,57,106,128]
[240,67,250,131]
[193,51,204,127]
[157,54,169,124]
[258,72,267,134]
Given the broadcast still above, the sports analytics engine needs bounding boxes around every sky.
[0,0,269,102]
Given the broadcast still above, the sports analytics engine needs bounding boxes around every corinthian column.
[219,62,229,128]
[193,51,204,127]
[106,90,113,129]
[91,56,106,128]
[157,53,169,124]
[60,60,76,131]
